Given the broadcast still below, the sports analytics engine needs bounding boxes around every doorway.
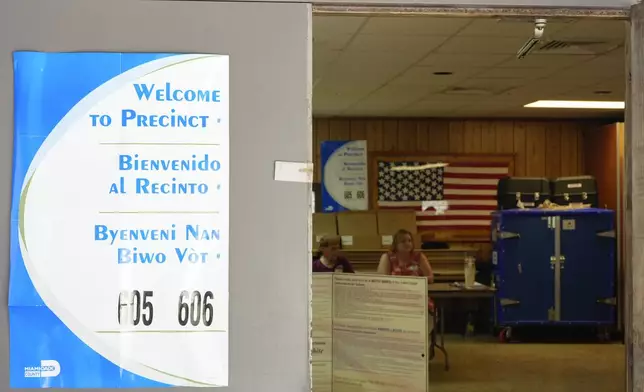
[310,10,631,392]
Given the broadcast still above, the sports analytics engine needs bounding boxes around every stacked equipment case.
[491,208,616,340]
[497,177,551,210]
[496,176,598,210]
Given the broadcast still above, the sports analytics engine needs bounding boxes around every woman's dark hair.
[390,229,414,252]
[317,235,341,258]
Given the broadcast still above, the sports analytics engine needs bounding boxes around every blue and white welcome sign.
[321,140,368,211]
[9,52,229,388]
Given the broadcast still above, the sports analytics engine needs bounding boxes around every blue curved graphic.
[320,141,349,212]
[9,52,177,388]
[320,140,368,212]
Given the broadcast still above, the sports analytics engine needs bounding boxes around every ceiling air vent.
[443,87,493,96]
[536,40,621,55]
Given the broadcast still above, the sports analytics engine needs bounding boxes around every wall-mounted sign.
[9,52,229,388]
[320,140,368,212]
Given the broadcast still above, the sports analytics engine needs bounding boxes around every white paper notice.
[332,274,428,392]
[312,274,333,392]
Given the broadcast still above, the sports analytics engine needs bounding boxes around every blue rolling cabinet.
[491,209,616,340]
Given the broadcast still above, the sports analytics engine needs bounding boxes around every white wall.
[0,0,312,391]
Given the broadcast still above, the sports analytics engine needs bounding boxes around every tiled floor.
[429,336,625,392]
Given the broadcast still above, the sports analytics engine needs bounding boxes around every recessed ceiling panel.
[457,18,570,38]
[418,53,510,68]
[313,16,367,36]
[390,66,484,86]
[436,36,528,55]
[498,54,595,69]
[360,16,471,36]
[556,20,628,40]
[347,34,448,53]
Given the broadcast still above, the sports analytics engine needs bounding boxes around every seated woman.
[312,235,355,273]
[376,229,434,283]
[377,229,435,316]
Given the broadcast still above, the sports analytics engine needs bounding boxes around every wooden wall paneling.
[583,124,618,210]
[416,120,430,152]
[314,119,330,183]
[313,118,589,183]
[464,120,483,153]
[397,119,418,152]
[366,120,384,151]
[560,124,581,176]
[428,120,450,153]
[480,121,496,153]
[382,120,398,151]
[525,122,547,177]
[448,121,465,153]
[494,121,515,154]
[329,119,351,140]
[545,122,563,179]
[350,120,367,141]
[577,123,586,174]
[513,122,527,176]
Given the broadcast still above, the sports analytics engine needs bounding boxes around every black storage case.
[497,177,551,210]
[551,175,598,207]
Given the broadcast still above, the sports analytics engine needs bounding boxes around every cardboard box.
[337,211,378,235]
[313,213,337,236]
[340,235,382,250]
[312,233,322,249]
[379,233,422,250]
[377,211,418,234]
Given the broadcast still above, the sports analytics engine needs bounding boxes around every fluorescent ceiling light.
[524,100,625,110]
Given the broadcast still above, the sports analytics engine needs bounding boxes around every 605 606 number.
[178,291,214,327]
[118,290,154,326]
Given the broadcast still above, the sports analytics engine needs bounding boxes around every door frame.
[312,4,628,18]
[312,3,639,391]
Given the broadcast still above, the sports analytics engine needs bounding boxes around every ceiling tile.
[454,100,525,111]
[313,34,355,51]
[312,15,628,120]
[404,99,469,112]
[474,67,556,80]
[550,57,624,79]
[457,19,571,38]
[498,54,595,69]
[587,77,626,95]
[555,20,627,40]
[313,91,366,114]
[313,49,341,75]
[350,84,434,112]
[389,66,484,87]
[456,78,525,92]
[332,50,427,69]
[421,93,493,103]
[496,83,579,103]
[313,16,366,36]
[347,34,448,53]
[360,16,471,36]
[557,88,625,101]
[313,101,360,115]
[313,80,378,96]
[417,53,510,68]
[436,36,528,55]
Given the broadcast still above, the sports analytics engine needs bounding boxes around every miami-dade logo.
[24,360,60,378]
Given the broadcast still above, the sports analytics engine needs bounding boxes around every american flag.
[377,161,509,230]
